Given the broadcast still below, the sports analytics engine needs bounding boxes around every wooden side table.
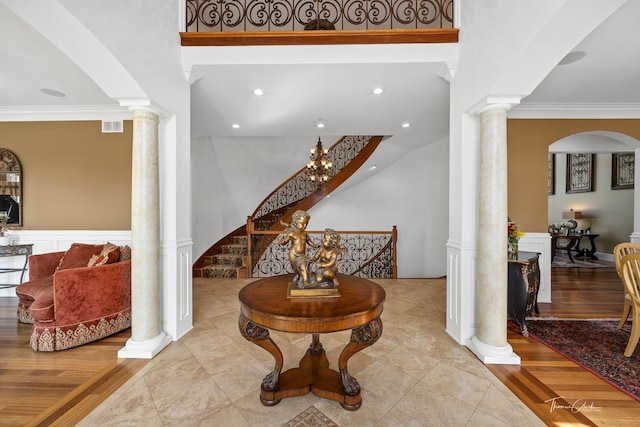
[575,233,599,259]
[238,274,385,410]
[550,234,580,263]
[0,244,33,289]
[508,251,540,337]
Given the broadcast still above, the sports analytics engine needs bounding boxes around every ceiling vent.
[102,120,123,133]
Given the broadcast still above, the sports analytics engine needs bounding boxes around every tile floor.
[78,278,544,426]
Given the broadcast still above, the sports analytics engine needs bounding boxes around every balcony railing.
[185,0,453,32]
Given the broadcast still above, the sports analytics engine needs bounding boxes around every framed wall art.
[548,153,555,195]
[612,152,634,190]
[566,153,594,193]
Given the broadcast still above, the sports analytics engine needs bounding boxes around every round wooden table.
[238,274,385,410]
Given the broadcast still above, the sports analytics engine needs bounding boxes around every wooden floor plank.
[0,297,146,427]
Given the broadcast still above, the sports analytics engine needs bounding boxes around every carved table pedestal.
[238,274,385,410]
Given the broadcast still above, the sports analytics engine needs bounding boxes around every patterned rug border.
[527,317,621,321]
[551,255,615,268]
[519,320,640,403]
[282,406,339,427]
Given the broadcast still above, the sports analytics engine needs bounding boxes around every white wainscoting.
[0,230,131,296]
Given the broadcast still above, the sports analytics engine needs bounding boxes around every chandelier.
[306,137,332,187]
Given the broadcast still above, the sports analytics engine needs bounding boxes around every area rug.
[551,255,614,268]
[282,406,339,427]
[524,319,640,401]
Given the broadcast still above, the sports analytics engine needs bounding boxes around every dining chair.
[620,253,640,357]
[613,243,640,329]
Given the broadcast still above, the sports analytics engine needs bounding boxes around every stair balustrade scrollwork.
[185,0,454,32]
[252,135,373,228]
[248,227,397,279]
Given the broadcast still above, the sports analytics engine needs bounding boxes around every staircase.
[200,235,248,278]
[193,135,385,279]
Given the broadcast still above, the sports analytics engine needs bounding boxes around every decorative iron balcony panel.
[185,0,453,32]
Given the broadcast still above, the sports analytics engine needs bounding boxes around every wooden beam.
[180,28,459,46]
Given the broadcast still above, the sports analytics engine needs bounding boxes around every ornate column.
[118,107,171,358]
[466,101,520,364]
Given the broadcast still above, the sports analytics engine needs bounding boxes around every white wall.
[192,135,449,278]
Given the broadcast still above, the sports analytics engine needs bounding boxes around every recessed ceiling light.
[372,87,384,95]
[232,123,240,129]
[402,122,411,128]
[558,51,587,66]
[317,119,325,129]
[368,165,377,171]
[252,88,264,96]
[40,88,66,97]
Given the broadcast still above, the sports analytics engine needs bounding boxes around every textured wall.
[0,121,132,230]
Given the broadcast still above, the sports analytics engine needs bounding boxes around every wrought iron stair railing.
[246,222,397,279]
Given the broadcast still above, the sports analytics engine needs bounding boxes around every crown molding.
[0,105,132,122]
[509,103,640,119]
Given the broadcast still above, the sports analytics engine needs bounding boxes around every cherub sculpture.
[309,228,345,288]
[279,210,317,288]
[279,211,344,291]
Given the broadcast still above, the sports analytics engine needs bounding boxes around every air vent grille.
[102,120,123,133]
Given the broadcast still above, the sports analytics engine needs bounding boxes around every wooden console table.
[508,251,540,337]
[238,274,385,410]
[0,244,33,289]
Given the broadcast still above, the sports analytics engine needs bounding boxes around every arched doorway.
[548,131,640,258]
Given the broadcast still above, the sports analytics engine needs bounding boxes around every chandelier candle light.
[306,137,332,188]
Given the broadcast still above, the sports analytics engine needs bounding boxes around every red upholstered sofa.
[15,243,131,351]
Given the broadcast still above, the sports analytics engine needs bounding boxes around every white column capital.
[119,99,170,118]
[469,96,523,116]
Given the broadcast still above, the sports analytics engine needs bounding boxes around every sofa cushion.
[119,245,131,262]
[15,276,55,322]
[14,276,53,301]
[56,243,105,271]
[87,243,121,267]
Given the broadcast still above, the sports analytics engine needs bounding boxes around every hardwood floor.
[0,297,147,427]
[487,265,640,426]
[1,266,638,426]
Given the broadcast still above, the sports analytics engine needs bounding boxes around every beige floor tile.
[153,376,233,426]
[81,277,543,426]
[374,407,425,427]
[77,377,163,427]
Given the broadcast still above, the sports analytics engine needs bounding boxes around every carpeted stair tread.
[212,254,244,267]
[233,236,247,245]
[201,265,240,279]
[222,244,247,255]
